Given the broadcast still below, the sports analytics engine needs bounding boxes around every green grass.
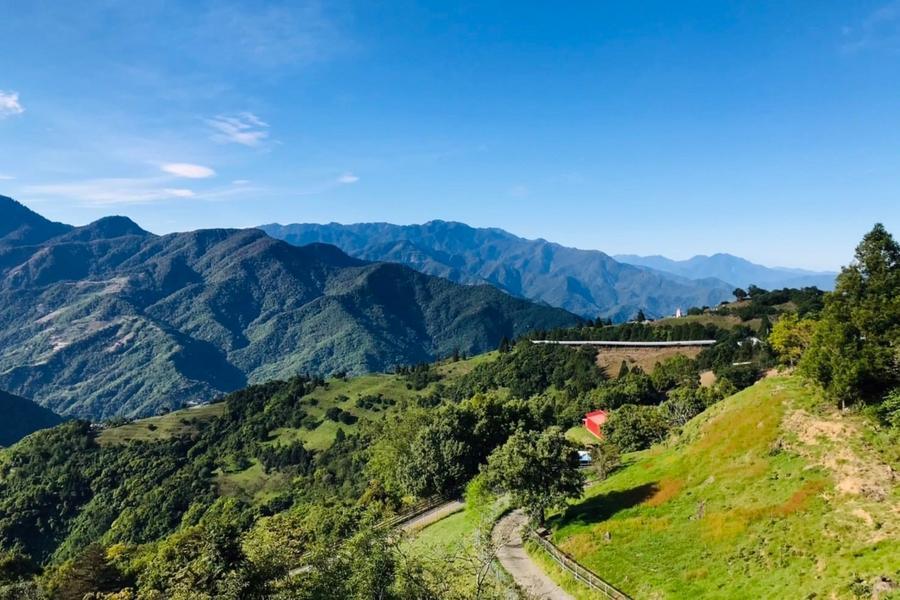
[405,507,484,559]
[525,540,604,600]
[97,403,226,445]
[545,376,900,599]
[214,460,292,502]
[565,425,600,448]
[404,497,517,597]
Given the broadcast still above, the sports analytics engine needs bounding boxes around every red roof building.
[583,409,608,439]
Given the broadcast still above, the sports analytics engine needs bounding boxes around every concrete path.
[492,510,574,600]
[401,500,466,532]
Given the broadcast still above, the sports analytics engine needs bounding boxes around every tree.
[800,224,900,406]
[733,288,748,301]
[634,309,647,322]
[650,355,699,393]
[589,440,620,480]
[497,336,512,353]
[617,360,630,379]
[747,284,768,298]
[603,404,668,452]
[484,427,584,526]
[769,313,816,367]
[659,386,706,427]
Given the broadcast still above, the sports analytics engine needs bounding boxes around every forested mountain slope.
[0,389,63,447]
[0,197,579,419]
[259,220,734,320]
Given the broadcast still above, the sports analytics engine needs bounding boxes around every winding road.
[492,510,574,600]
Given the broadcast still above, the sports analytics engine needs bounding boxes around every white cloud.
[0,91,24,119]
[0,174,14,180]
[24,176,254,206]
[163,188,195,198]
[232,179,251,185]
[207,112,270,146]
[161,163,216,178]
[337,172,359,184]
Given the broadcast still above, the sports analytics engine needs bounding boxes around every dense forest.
[0,224,896,599]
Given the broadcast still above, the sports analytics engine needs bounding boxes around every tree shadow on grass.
[552,482,659,528]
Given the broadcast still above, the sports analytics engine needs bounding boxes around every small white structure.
[675,308,683,318]
[577,450,592,466]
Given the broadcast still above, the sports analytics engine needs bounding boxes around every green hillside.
[543,375,900,599]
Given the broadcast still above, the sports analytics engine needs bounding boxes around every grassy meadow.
[542,376,900,599]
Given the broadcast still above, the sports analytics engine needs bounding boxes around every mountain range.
[0,389,63,446]
[259,221,735,321]
[0,196,579,420]
[614,253,837,291]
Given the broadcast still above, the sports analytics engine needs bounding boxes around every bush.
[878,389,900,428]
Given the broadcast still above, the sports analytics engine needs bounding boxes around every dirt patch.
[644,478,684,507]
[773,480,826,517]
[784,409,897,500]
[784,410,847,445]
[597,346,704,375]
[699,370,716,387]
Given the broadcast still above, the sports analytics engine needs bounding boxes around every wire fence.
[380,495,448,530]
[527,530,631,600]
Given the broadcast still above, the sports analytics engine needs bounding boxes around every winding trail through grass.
[493,510,574,600]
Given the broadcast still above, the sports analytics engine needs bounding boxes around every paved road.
[401,500,465,532]
[492,510,574,600]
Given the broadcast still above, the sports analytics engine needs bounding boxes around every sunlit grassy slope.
[546,376,900,599]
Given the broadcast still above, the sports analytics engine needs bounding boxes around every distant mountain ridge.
[0,196,579,419]
[614,253,837,291]
[259,220,735,321]
[0,389,63,446]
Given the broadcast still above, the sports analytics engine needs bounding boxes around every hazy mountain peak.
[614,252,837,290]
[260,221,735,320]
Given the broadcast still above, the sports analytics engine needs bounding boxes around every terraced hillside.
[542,376,899,599]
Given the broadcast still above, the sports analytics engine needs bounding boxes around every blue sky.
[1,1,898,270]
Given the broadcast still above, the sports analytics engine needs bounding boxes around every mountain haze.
[259,221,734,321]
[614,253,837,290]
[0,196,579,420]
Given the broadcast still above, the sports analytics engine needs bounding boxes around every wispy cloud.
[23,173,260,206]
[25,178,198,206]
[0,174,14,180]
[336,172,359,184]
[163,188,196,198]
[161,162,216,178]
[207,112,270,146]
[841,1,900,52]
[193,3,350,69]
[0,90,24,119]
